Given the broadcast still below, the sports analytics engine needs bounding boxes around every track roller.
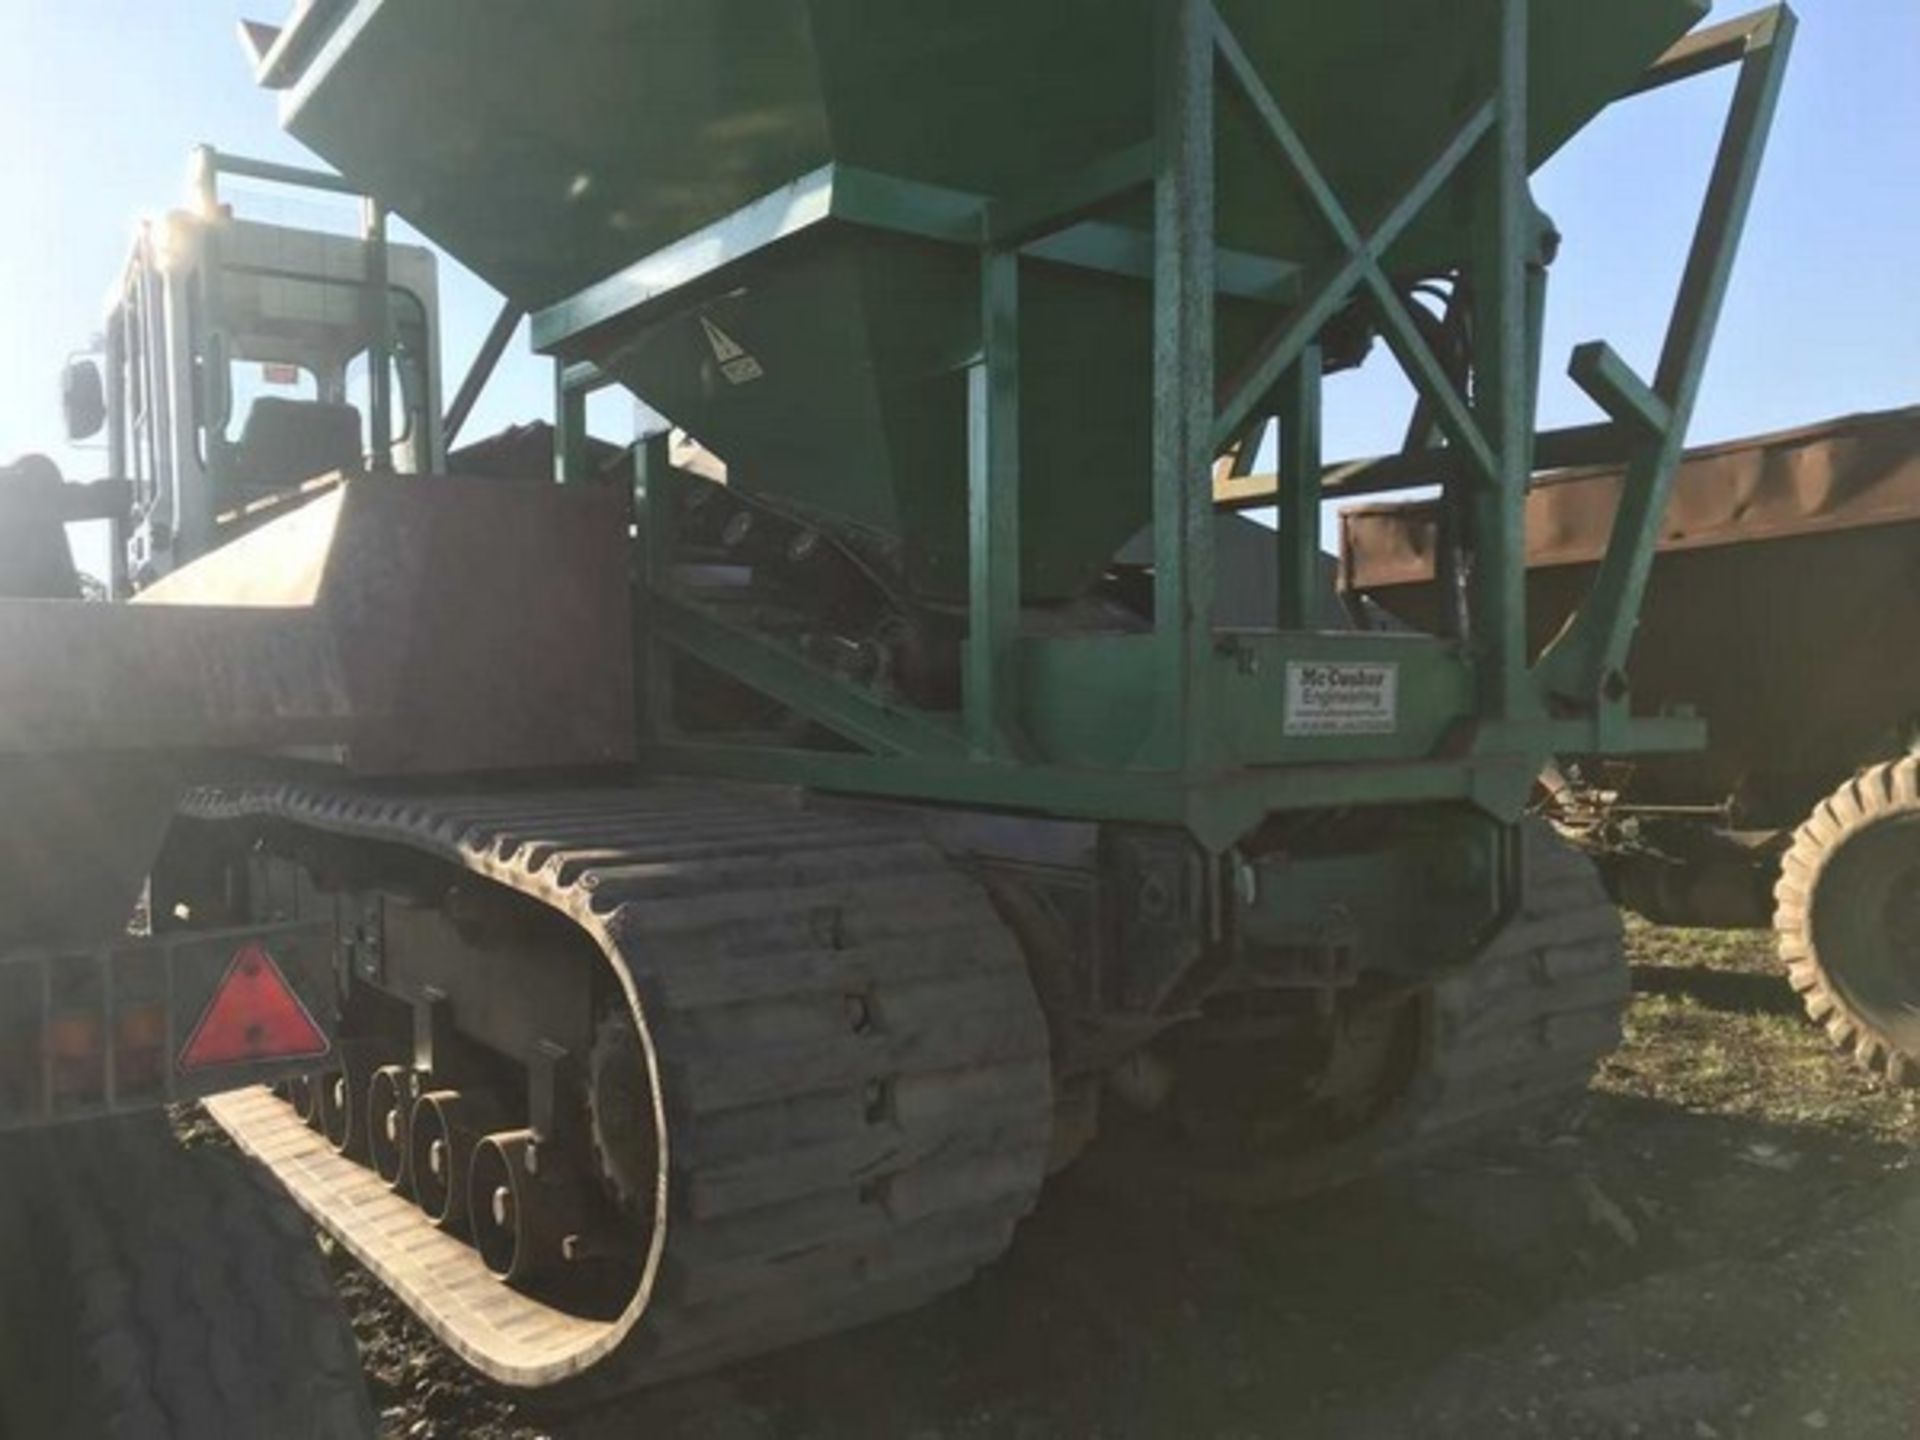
[470,1130,591,1284]
[288,1071,319,1126]
[318,1046,377,1160]
[366,1063,414,1191]
[408,1090,507,1231]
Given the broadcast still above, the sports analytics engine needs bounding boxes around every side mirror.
[61,359,106,442]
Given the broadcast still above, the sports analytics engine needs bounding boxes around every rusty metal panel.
[1340,407,1920,818]
[0,471,631,957]
[1342,405,1920,589]
[0,758,183,949]
[0,604,349,755]
[140,472,637,775]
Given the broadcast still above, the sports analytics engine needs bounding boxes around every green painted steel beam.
[1212,16,1500,482]
[532,163,1300,358]
[1463,0,1536,721]
[645,735,1712,853]
[558,360,611,394]
[1362,260,1499,489]
[1568,341,1671,441]
[1022,222,1299,305]
[985,142,1153,249]
[1276,349,1322,631]
[553,362,590,485]
[1629,6,1786,95]
[652,598,968,759]
[631,435,676,741]
[1538,7,1795,705]
[530,166,848,351]
[965,249,1025,759]
[647,741,1536,851]
[1652,14,1797,405]
[1146,0,1220,771]
[1210,97,1497,457]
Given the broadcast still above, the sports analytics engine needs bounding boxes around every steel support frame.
[617,2,1785,848]
[966,248,1024,759]
[1206,7,1796,737]
[1136,0,1533,761]
[631,431,677,742]
[655,596,968,759]
[443,298,525,449]
[361,196,395,473]
[940,0,1537,771]
[1144,0,1221,770]
[1534,8,1796,723]
[648,738,1544,855]
[553,359,613,485]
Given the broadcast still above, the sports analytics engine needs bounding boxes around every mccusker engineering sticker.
[1283,661,1400,736]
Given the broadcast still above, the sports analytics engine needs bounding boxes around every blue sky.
[1,2,1915,491]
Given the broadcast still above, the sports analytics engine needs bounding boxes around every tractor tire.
[0,1115,375,1440]
[1775,757,1920,1085]
[1101,821,1629,1204]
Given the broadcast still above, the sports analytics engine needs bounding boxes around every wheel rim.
[1810,812,1920,1055]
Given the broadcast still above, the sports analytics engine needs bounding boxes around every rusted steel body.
[0,472,632,956]
[140,473,636,777]
[0,601,345,951]
[1343,406,1920,828]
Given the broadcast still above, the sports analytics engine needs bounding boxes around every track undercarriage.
[181,781,1053,1394]
[166,779,1626,1399]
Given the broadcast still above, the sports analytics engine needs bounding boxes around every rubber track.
[1168,822,1628,1202]
[191,781,1052,1399]
[1398,821,1629,1161]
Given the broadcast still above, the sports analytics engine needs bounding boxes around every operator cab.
[61,147,444,589]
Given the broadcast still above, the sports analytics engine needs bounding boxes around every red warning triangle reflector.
[178,941,331,1073]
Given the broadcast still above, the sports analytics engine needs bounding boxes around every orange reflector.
[178,941,330,1073]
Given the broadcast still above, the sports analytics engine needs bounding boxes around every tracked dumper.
[0,0,1795,1419]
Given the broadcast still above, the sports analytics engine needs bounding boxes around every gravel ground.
[303,920,1920,1440]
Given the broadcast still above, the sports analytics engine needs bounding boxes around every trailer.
[1344,404,1920,1083]
[0,0,1796,1425]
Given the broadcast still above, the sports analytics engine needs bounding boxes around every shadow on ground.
[1629,963,1804,1018]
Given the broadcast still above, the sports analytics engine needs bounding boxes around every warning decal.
[700,316,765,386]
[1283,661,1399,737]
[178,941,331,1073]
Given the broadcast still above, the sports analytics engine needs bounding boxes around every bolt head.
[844,994,873,1033]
